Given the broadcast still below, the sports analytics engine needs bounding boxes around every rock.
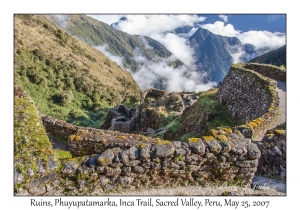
[188,138,206,155]
[218,156,227,163]
[97,149,114,166]
[15,188,29,196]
[188,165,200,171]
[175,148,186,156]
[213,162,230,169]
[192,171,212,178]
[62,161,78,176]
[267,149,276,156]
[48,156,58,171]
[203,139,222,154]
[119,151,130,164]
[236,160,258,168]
[140,144,151,160]
[228,155,239,162]
[248,143,261,159]
[273,146,282,156]
[28,186,46,195]
[14,170,24,185]
[132,166,144,174]
[27,168,34,177]
[95,166,106,174]
[129,146,140,160]
[239,167,257,173]
[121,167,131,176]
[127,160,141,167]
[110,147,122,156]
[238,153,248,161]
[99,175,110,186]
[152,143,175,158]
[171,162,181,170]
[89,154,100,166]
[118,176,134,185]
[40,174,57,184]
[38,164,46,174]
[172,141,182,148]
[229,138,248,154]
[219,141,231,153]
[106,167,121,178]
[201,164,213,171]
[111,163,123,168]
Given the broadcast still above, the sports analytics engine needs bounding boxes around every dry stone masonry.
[256,129,286,178]
[34,116,261,195]
[14,63,286,195]
[100,104,140,133]
[243,63,286,82]
[217,64,282,140]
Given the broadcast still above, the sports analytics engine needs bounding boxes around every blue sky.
[200,14,286,33]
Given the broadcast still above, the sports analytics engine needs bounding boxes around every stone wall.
[216,64,280,140]
[14,86,61,196]
[100,104,140,133]
[37,116,262,195]
[255,130,286,178]
[140,88,167,104]
[243,63,286,82]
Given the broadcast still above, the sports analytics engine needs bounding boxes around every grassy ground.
[198,88,241,133]
[14,14,141,128]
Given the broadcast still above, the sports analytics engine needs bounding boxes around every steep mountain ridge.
[47,15,183,72]
[111,17,269,83]
[189,27,258,82]
[14,14,141,128]
[248,45,286,67]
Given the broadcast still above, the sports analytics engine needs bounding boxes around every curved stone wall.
[243,63,286,82]
[140,88,167,104]
[35,116,261,195]
[216,64,280,140]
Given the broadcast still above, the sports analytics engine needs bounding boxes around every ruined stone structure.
[243,63,286,82]
[14,63,286,196]
[39,116,261,195]
[217,64,283,140]
[100,104,140,133]
[256,130,286,178]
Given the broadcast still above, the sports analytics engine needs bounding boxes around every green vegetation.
[181,133,194,142]
[48,15,181,72]
[198,88,240,131]
[166,117,180,134]
[248,45,286,67]
[56,150,72,159]
[14,86,58,190]
[14,14,141,128]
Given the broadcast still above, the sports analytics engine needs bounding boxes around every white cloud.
[94,45,124,67]
[238,30,285,49]
[219,15,228,23]
[94,45,216,92]
[51,15,69,29]
[151,33,197,70]
[176,27,199,39]
[113,15,206,36]
[130,55,216,92]
[92,15,216,92]
[201,21,286,49]
[201,21,239,37]
[112,15,206,70]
